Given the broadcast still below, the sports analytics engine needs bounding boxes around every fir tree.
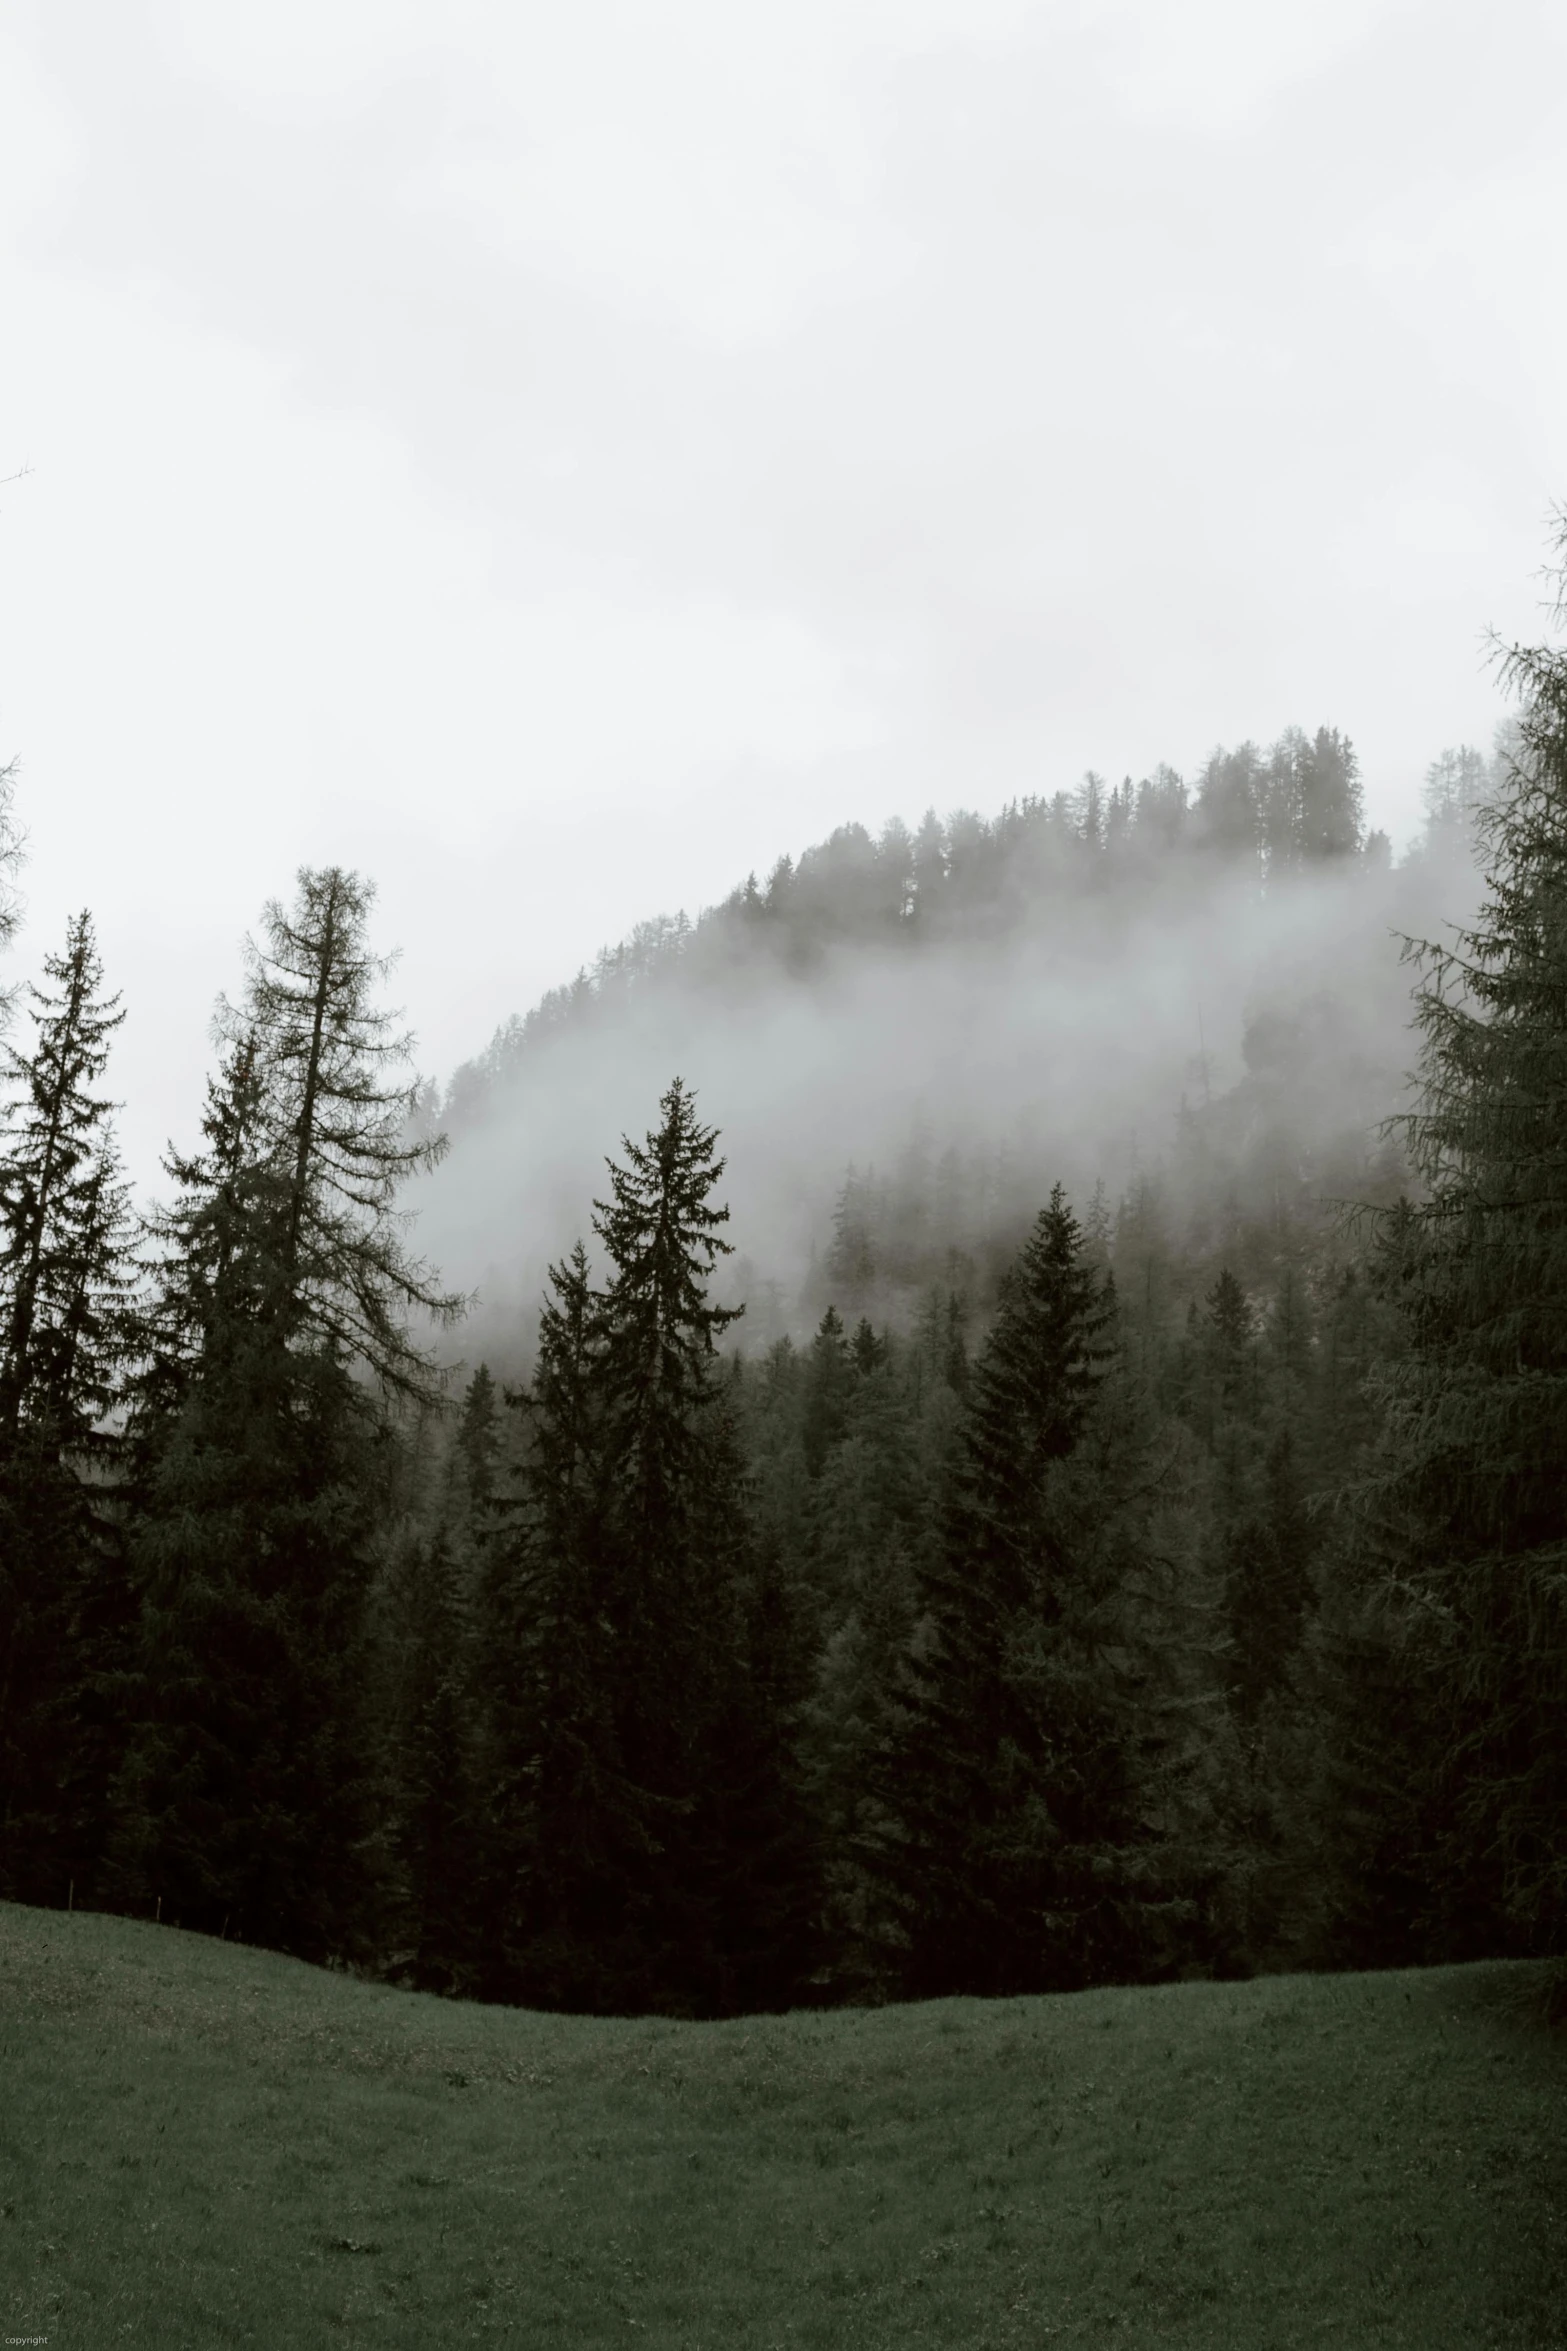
[852,1315,891,1377]
[389,1521,476,1991]
[1205,1266,1251,1357]
[455,1362,499,1515]
[800,1305,853,1476]
[1298,728,1364,861]
[591,1080,813,2012]
[825,1168,877,1301]
[0,912,135,1903]
[481,1241,632,2009]
[1223,1428,1315,1722]
[869,1186,1168,1997]
[1369,571,1567,1953]
[486,1089,816,2014]
[0,913,133,1451]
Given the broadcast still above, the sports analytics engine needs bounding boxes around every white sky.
[2,0,1565,1187]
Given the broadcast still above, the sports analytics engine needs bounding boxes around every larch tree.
[234,865,464,1391]
[113,866,463,1957]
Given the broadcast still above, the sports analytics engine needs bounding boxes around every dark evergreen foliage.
[480,1241,631,2010]
[109,869,461,1956]
[866,1189,1179,1997]
[5,631,1559,2021]
[0,913,135,1904]
[441,719,1393,1134]
[387,1517,478,1991]
[1365,587,1567,1956]
[478,1087,817,2016]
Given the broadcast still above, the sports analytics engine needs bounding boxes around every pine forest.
[2,586,1565,2026]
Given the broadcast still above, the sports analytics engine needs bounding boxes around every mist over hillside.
[419,729,1488,1364]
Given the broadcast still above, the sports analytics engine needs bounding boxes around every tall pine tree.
[0,912,136,1903]
[486,1083,817,2015]
[593,1080,816,2012]
[869,1187,1175,1997]
[480,1242,632,2009]
[1369,571,1567,1956]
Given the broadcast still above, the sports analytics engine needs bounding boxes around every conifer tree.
[455,1361,499,1514]
[485,1090,816,2014]
[1370,568,1567,1952]
[389,1520,476,1990]
[801,1304,853,1475]
[231,866,463,1391]
[481,1242,633,2009]
[372,1368,497,1993]
[114,868,461,1956]
[1298,727,1364,861]
[1205,1266,1251,1358]
[0,912,135,1902]
[1223,1427,1315,1722]
[593,1076,742,1555]
[1193,743,1263,868]
[591,1079,813,2012]
[0,913,134,1452]
[869,1186,1169,1997]
[825,1168,877,1301]
[136,1032,272,1404]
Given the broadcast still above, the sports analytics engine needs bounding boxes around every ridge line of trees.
[446,721,1443,1135]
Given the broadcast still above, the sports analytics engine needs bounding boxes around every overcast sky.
[2,0,1565,1187]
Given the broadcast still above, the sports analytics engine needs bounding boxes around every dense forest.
[415,725,1486,1369]
[1,601,1563,2020]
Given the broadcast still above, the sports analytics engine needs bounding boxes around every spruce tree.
[869,1186,1169,1997]
[1298,727,1364,861]
[480,1241,636,2009]
[0,912,135,1902]
[1222,1427,1315,1722]
[800,1304,853,1475]
[1369,574,1567,1953]
[0,913,134,1452]
[455,1361,499,1513]
[590,1079,813,2012]
[825,1168,877,1301]
[388,1519,476,1990]
[479,1081,817,2014]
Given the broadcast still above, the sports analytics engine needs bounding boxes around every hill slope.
[2,1905,1562,2347]
[416,777,1484,1364]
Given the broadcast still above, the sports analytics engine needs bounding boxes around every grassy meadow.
[1,1902,1562,2348]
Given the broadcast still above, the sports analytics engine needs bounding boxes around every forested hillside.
[418,725,1485,1363]
[1,619,1562,2022]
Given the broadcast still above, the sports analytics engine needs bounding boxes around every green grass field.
[1,1904,1562,2348]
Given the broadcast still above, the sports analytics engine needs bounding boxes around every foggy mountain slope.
[416,737,1486,1361]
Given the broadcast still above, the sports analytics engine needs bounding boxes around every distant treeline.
[443,723,1443,1135]
[0,673,1559,2016]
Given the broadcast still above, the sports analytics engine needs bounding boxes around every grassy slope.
[1,1906,1563,2349]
